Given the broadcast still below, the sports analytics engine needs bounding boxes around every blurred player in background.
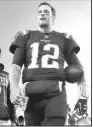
[9,2,89,126]
[0,48,16,125]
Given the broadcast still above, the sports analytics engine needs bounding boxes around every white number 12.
[28,43,59,69]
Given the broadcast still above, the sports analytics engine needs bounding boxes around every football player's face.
[37,5,54,28]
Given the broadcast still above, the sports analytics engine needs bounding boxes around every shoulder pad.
[10,30,31,54]
[12,30,30,43]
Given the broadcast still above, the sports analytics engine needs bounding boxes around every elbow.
[65,65,84,83]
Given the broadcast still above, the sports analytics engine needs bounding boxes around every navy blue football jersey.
[0,70,15,121]
[10,30,80,83]
[0,71,9,120]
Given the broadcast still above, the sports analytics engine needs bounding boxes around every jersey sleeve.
[9,30,30,54]
[12,47,25,67]
[64,34,80,55]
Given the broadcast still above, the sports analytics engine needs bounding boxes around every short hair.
[38,2,56,18]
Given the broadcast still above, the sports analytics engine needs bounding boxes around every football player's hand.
[10,87,23,105]
[74,99,87,115]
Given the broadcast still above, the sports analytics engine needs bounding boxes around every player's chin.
[39,23,48,28]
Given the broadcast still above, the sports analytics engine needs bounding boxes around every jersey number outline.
[28,43,59,69]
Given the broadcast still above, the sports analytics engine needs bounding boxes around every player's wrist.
[78,83,89,99]
[78,96,88,100]
[78,91,89,99]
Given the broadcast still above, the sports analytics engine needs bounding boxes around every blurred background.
[0,0,91,118]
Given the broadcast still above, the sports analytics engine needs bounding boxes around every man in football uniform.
[9,2,88,126]
[0,49,16,125]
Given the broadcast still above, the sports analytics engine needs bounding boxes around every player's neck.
[39,27,53,34]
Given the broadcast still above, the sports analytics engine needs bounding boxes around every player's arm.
[9,48,25,104]
[9,31,29,104]
[10,47,24,90]
[64,34,88,99]
[64,34,88,115]
[9,31,27,91]
[65,51,88,99]
[65,52,88,115]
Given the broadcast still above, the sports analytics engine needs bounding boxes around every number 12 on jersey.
[28,43,59,69]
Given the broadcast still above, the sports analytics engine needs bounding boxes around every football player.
[0,63,16,124]
[9,2,88,126]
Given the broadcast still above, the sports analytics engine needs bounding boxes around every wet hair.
[38,2,56,18]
